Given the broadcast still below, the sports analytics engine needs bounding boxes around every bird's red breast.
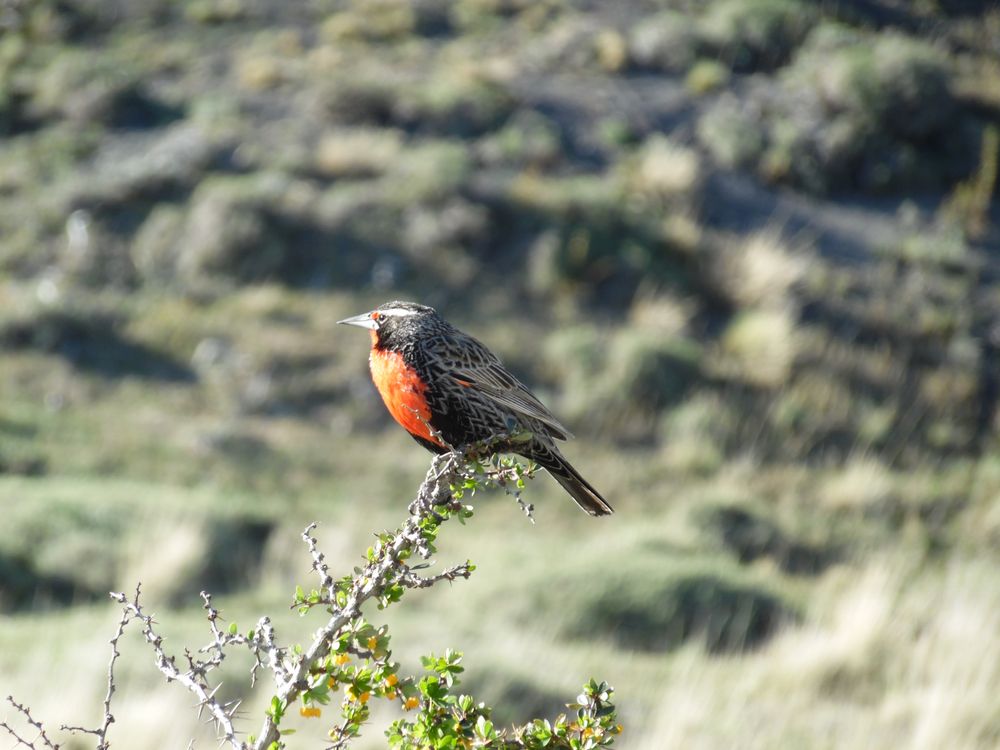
[369,342,446,448]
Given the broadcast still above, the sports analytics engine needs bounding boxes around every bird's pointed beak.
[337,311,379,330]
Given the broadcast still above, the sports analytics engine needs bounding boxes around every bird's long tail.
[531,442,613,517]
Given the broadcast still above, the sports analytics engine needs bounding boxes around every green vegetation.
[1,0,999,747]
[698,24,979,193]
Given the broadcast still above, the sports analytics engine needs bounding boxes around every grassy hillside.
[1,1,999,747]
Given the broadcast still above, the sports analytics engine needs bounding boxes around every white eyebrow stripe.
[378,307,419,317]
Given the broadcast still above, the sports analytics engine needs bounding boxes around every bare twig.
[398,561,476,589]
[303,522,337,603]
[110,585,243,749]
[60,596,131,748]
[2,697,60,749]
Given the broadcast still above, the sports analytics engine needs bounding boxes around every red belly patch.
[369,347,445,448]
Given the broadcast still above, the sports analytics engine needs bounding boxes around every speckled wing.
[428,333,574,441]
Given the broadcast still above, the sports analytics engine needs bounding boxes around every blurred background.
[1,0,999,747]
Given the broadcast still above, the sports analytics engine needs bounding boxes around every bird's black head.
[337,301,441,350]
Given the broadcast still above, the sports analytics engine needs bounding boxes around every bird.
[338,301,613,516]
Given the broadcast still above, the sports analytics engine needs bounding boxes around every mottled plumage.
[338,301,613,516]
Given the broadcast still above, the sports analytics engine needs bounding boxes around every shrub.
[628,135,703,199]
[0,449,622,750]
[31,49,180,129]
[526,554,796,653]
[628,12,704,73]
[0,496,124,609]
[321,1,417,43]
[718,308,797,388]
[712,229,807,310]
[313,128,404,179]
[696,93,766,170]
[810,31,953,140]
[477,108,563,170]
[697,504,837,575]
[546,326,702,438]
[698,24,969,194]
[0,304,193,380]
[177,176,287,282]
[395,71,516,137]
[686,59,730,95]
[513,170,698,308]
[659,392,739,474]
[701,0,816,72]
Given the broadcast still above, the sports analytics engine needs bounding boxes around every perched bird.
[338,301,613,516]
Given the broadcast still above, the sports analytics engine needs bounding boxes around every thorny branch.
[110,585,244,748]
[60,599,131,749]
[1,697,60,749]
[248,448,480,749]
[1,440,528,750]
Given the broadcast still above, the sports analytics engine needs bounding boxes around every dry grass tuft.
[819,457,895,510]
[630,135,702,198]
[314,128,404,178]
[719,308,797,388]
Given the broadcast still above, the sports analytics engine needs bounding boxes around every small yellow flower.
[614,724,624,734]
[385,689,397,701]
[344,686,370,703]
[335,653,350,666]
[385,673,398,687]
[404,696,420,711]
[328,677,337,689]
[300,706,321,719]
[367,636,378,650]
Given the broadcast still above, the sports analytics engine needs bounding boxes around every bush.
[31,49,181,129]
[698,25,971,194]
[396,71,516,137]
[383,138,473,203]
[177,176,288,282]
[313,128,404,178]
[686,59,730,94]
[628,12,703,73]
[718,308,797,388]
[546,326,702,438]
[697,504,837,575]
[701,0,816,72]
[0,304,193,380]
[628,135,703,199]
[0,497,123,609]
[528,555,795,653]
[477,108,563,170]
[131,204,187,283]
[0,451,623,750]
[512,170,698,308]
[696,93,767,170]
[320,1,417,43]
[808,31,953,140]
[659,392,738,474]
